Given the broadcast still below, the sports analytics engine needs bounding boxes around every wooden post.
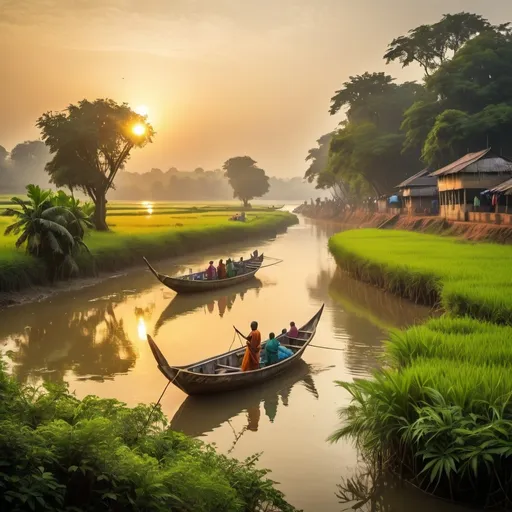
[507,195,509,214]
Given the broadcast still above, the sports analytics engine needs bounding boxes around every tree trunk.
[93,193,108,231]
[242,199,250,208]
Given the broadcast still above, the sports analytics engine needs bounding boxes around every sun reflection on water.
[137,317,147,341]
[141,201,153,215]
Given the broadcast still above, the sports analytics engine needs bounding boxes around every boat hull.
[144,255,263,294]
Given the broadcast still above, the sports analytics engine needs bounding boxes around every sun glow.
[134,105,149,117]
[141,201,153,215]
[137,317,147,341]
[132,123,146,136]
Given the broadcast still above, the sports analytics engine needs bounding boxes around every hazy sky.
[1,1,512,178]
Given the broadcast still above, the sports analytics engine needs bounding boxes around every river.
[0,210,469,512]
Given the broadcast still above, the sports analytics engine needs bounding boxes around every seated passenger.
[217,259,227,279]
[265,332,280,366]
[205,261,217,280]
[288,321,298,338]
[226,258,236,278]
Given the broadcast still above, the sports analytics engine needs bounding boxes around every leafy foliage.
[0,358,297,512]
[223,156,270,207]
[37,99,155,231]
[2,185,91,279]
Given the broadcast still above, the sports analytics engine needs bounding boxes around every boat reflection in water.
[154,278,264,334]
[170,360,329,444]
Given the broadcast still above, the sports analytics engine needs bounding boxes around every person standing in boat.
[265,332,280,366]
[217,259,227,279]
[237,257,246,275]
[205,261,217,280]
[241,321,261,371]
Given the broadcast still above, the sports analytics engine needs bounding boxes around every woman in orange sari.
[241,321,261,371]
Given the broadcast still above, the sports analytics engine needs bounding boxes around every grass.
[328,229,512,324]
[328,229,512,506]
[0,203,297,293]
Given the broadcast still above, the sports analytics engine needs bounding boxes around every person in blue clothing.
[265,332,280,366]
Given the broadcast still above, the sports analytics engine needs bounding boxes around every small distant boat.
[143,254,264,294]
[146,304,325,395]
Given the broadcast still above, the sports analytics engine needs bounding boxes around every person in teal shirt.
[265,332,280,366]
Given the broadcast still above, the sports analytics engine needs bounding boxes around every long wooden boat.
[147,304,325,395]
[143,254,264,294]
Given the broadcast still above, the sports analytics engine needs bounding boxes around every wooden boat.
[147,304,325,395]
[154,278,263,334]
[143,254,264,294]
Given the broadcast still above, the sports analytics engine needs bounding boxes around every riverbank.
[295,203,512,244]
[328,228,512,507]
[0,209,297,304]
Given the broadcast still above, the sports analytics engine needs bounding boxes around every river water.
[0,210,468,512]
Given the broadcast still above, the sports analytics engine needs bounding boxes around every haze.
[2,0,512,177]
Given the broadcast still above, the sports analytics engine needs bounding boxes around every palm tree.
[52,190,94,240]
[3,184,88,278]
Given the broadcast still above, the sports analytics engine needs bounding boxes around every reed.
[329,229,512,506]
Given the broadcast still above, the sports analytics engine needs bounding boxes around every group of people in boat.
[204,250,259,280]
[241,321,298,371]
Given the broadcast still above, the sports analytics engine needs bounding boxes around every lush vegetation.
[305,12,512,199]
[0,357,297,512]
[0,201,296,293]
[328,229,512,323]
[37,99,155,231]
[329,229,512,506]
[2,185,93,283]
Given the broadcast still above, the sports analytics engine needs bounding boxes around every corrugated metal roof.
[490,177,512,195]
[430,149,490,176]
[396,168,437,189]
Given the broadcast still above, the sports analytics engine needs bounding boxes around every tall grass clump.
[329,229,512,506]
[0,357,297,512]
[328,229,512,323]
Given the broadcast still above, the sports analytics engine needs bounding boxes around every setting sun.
[132,123,146,136]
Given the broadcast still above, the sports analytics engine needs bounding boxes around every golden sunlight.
[141,201,153,215]
[137,317,147,341]
[134,105,149,117]
[132,123,146,136]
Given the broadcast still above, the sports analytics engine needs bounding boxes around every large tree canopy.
[402,31,512,166]
[37,99,155,230]
[325,74,425,196]
[383,12,506,77]
[223,156,270,207]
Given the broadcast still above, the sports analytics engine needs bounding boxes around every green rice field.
[328,229,512,506]
[0,201,295,292]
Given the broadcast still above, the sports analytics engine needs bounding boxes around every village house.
[396,169,438,215]
[430,149,512,222]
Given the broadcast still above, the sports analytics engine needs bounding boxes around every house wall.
[437,174,512,192]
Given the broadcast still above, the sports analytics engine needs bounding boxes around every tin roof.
[430,149,512,177]
[396,168,437,189]
[490,177,512,195]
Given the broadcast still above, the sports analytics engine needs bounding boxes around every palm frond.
[34,218,75,247]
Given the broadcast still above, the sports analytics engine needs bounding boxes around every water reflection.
[154,278,264,334]
[170,360,327,439]
[8,303,138,384]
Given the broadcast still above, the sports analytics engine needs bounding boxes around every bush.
[0,359,298,512]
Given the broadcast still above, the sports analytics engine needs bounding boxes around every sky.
[1,0,512,178]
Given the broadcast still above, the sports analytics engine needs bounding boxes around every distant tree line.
[306,12,512,200]
[110,166,318,202]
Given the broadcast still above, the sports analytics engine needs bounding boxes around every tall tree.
[37,99,155,230]
[383,12,501,77]
[223,156,270,207]
[304,133,333,184]
[402,31,512,166]
[327,74,425,195]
